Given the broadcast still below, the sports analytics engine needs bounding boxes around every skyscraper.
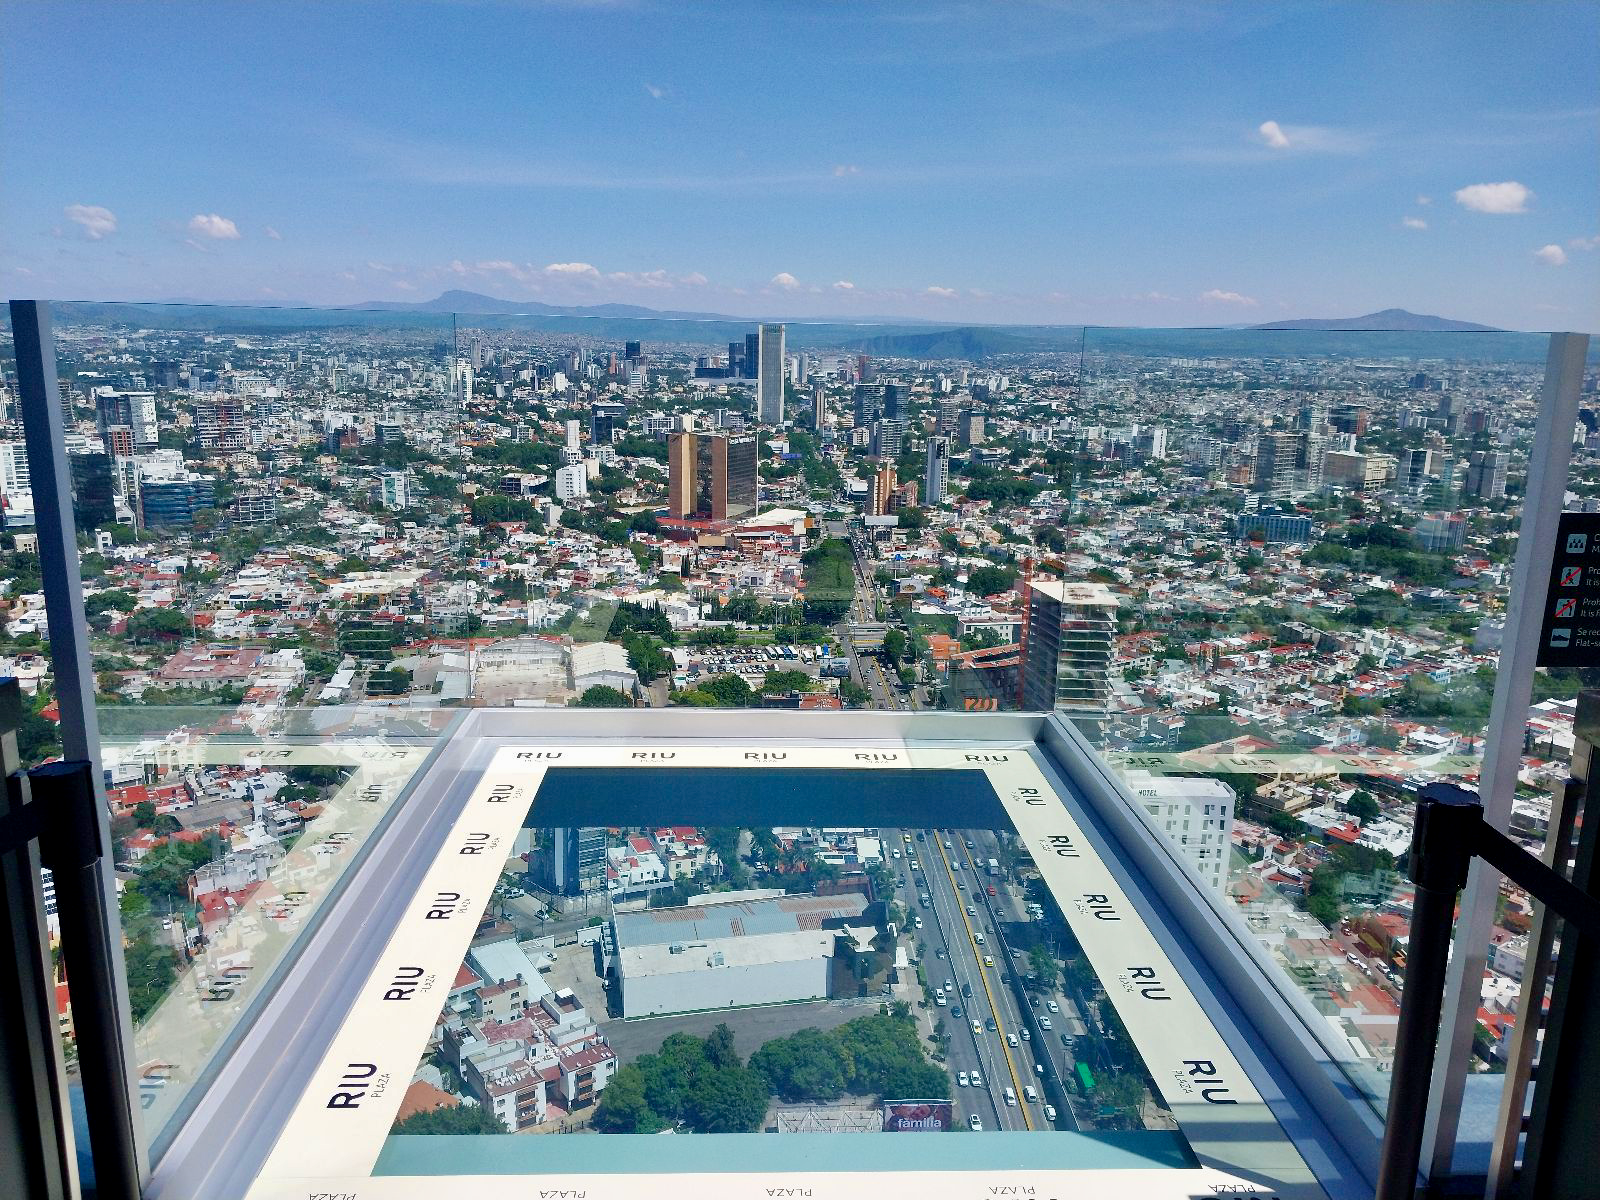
[1465,449,1509,500]
[872,418,904,460]
[666,432,758,520]
[758,324,786,425]
[744,333,760,380]
[624,341,642,360]
[1020,579,1119,733]
[868,463,897,517]
[591,400,628,445]
[925,436,950,505]
[812,383,826,434]
[883,382,901,422]
[1253,431,1300,499]
[540,827,607,897]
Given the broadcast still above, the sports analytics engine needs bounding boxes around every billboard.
[882,1099,954,1132]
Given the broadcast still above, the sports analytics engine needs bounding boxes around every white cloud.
[1454,181,1532,214]
[447,259,470,275]
[1534,243,1568,266]
[833,280,855,291]
[393,280,418,291]
[1257,120,1291,149]
[1127,291,1179,303]
[1403,216,1428,230]
[1416,194,1433,206]
[366,260,394,272]
[770,272,800,289]
[678,271,709,285]
[1569,235,1600,251]
[544,261,600,278]
[643,82,666,100]
[264,225,282,240]
[1199,288,1258,306]
[924,285,958,298]
[187,213,241,239]
[832,164,861,177]
[64,204,117,240]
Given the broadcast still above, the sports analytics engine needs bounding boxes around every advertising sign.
[882,1100,953,1132]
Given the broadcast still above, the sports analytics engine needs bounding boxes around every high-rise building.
[811,383,826,434]
[924,436,950,505]
[853,385,882,429]
[1465,449,1509,500]
[555,463,588,501]
[872,418,904,460]
[94,389,158,451]
[1122,772,1235,894]
[868,463,897,517]
[380,470,411,510]
[591,400,628,445]
[757,324,786,425]
[744,333,760,380]
[883,383,901,422]
[67,452,119,529]
[1253,430,1300,499]
[666,432,758,520]
[540,827,607,897]
[624,341,642,360]
[958,409,985,448]
[102,424,134,459]
[192,397,250,454]
[1330,403,1369,435]
[1414,511,1468,552]
[1020,579,1119,729]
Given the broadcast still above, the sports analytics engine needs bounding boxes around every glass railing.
[2,301,1587,1185]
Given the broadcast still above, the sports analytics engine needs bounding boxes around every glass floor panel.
[237,741,1328,1200]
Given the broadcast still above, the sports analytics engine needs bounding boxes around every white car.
[971,1071,985,1089]
[969,1114,983,1131]
[1044,1104,1057,1121]
[958,1071,969,1087]
[1007,1033,1020,1048]
[1040,1016,1053,1030]
[966,905,977,917]
[1020,1028,1031,1042]
[1047,1000,1060,1013]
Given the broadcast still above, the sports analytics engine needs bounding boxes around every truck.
[987,857,1000,876]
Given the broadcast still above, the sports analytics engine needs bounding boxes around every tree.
[1347,790,1381,825]
[125,608,189,644]
[593,1066,664,1132]
[390,1102,508,1135]
[761,669,813,695]
[882,628,907,665]
[839,680,870,708]
[966,565,1016,597]
[685,1063,770,1132]
[624,634,672,682]
[574,685,632,708]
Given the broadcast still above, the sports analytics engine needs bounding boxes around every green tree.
[839,680,870,708]
[573,685,633,708]
[1347,790,1381,825]
[125,608,189,644]
[760,669,813,695]
[966,565,1016,597]
[882,628,907,665]
[390,1102,508,1135]
[593,1066,664,1132]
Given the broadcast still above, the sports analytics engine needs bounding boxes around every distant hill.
[349,289,747,322]
[1251,308,1502,333]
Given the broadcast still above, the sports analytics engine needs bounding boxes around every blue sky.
[4,1,1597,330]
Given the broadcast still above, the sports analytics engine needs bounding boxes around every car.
[1060,1033,1073,1048]
[983,955,995,968]
[1024,1085,1038,1103]
[1047,1000,1060,1013]
[946,978,955,992]
[892,848,901,859]
[1020,1028,1030,1041]
[914,916,924,929]
[957,880,966,890]
[1029,996,1040,1008]
[968,1114,983,1131]
[962,983,972,998]
[1040,1016,1053,1030]
[971,1020,982,1035]
[903,833,913,843]
[985,1017,997,1032]
[958,1071,969,1087]
[971,1071,984,1089]
[974,932,986,946]
[966,839,975,850]
[935,947,946,959]
[987,885,997,897]
[966,905,977,917]
[1007,1033,1019,1048]
[1004,1087,1017,1106]
[951,1005,963,1018]
[944,840,953,850]
[1044,1104,1057,1122]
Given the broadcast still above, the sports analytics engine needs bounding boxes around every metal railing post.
[10,299,148,1191]
[1420,331,1589,1182]
[1375,783,1481,1200]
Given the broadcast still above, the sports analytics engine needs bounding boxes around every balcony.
[0,300,1595,1200]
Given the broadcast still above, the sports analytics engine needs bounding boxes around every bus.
[1075,1063,1095,1094]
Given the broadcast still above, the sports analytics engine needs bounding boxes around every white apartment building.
[1122,770,1236,894]
[555,462,588,501]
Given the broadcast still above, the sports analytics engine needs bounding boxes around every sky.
[3,0,1597,331]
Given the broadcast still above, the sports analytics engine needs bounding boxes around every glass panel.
[1060,324,1563,1123]
[12,301,463,1143]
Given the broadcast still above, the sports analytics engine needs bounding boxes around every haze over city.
[3,0,1597,330]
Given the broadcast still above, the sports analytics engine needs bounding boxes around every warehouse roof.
[612,890,868,948]
[617,928,840,978]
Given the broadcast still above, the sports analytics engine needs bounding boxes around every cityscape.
[1,303,1592,1139]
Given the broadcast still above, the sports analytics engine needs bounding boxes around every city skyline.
[3,1,1597,331]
